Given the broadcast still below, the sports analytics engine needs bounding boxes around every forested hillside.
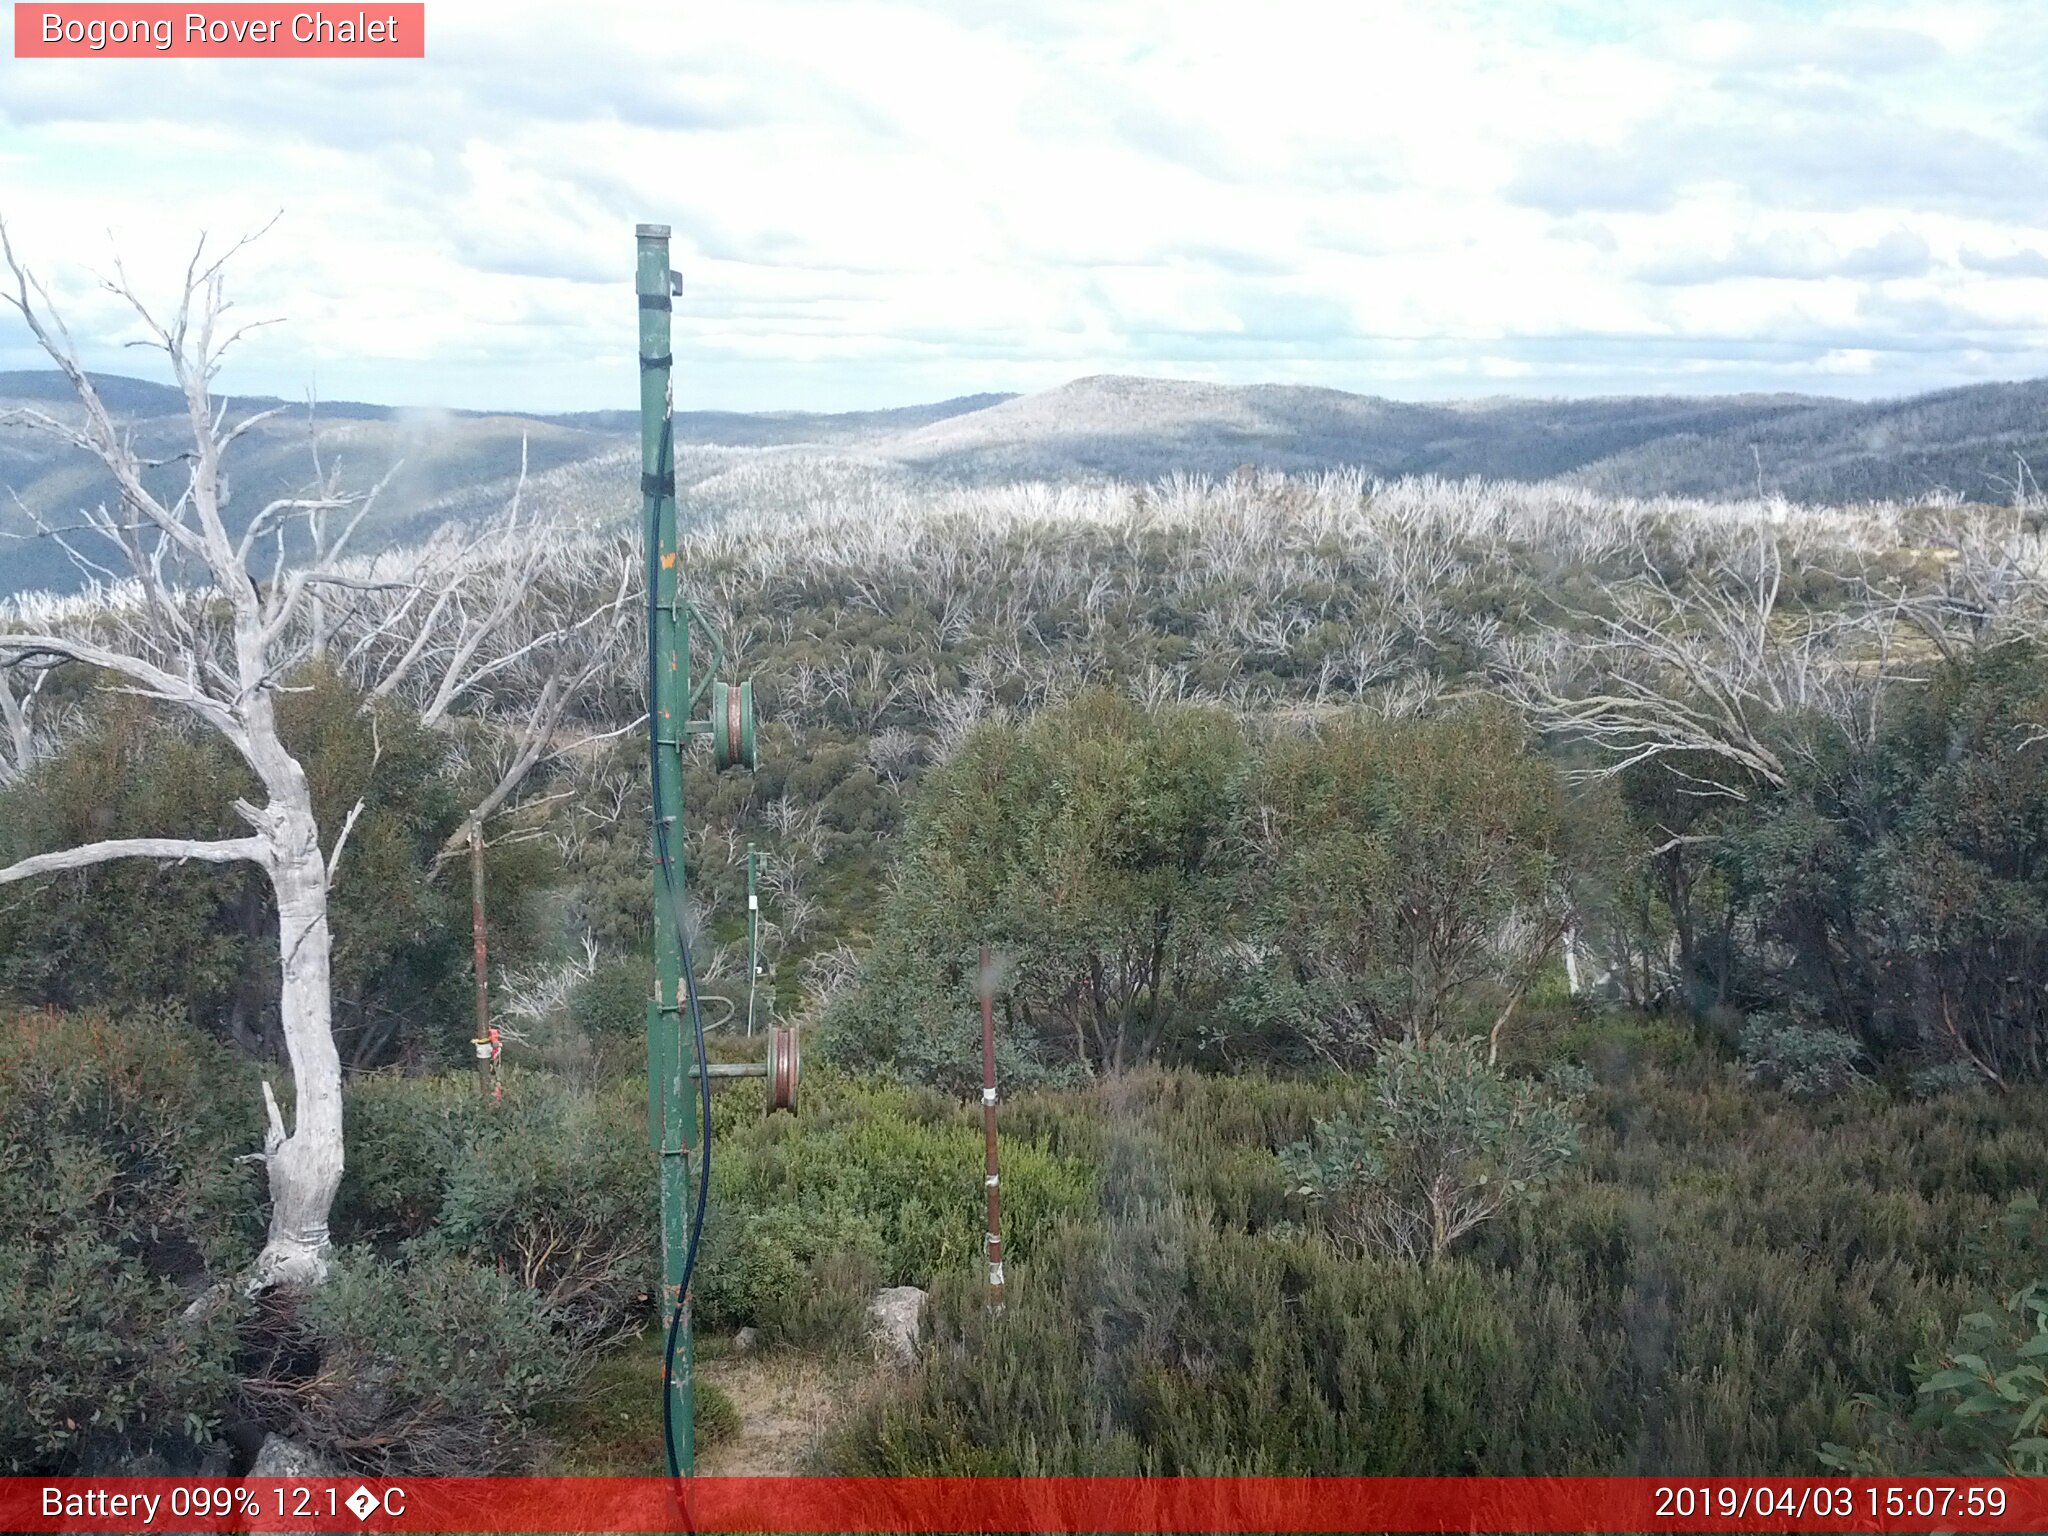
[6,445,2047,1477]
[8,370,2048,598]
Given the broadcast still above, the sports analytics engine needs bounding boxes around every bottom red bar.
[5,1476,2038,1533]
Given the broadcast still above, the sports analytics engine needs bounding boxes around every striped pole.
[746,843,760,1037]
[980,944,1004,1311]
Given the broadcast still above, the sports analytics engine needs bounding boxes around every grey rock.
[867,1285,927,1366]
[732,1326,762,1353]
[250,1433,336,1477]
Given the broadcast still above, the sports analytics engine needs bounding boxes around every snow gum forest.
[3,256,2047,1480]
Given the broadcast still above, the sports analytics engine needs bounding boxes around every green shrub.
[1244,708,1614,1056]
[1909,1060,1988,1100]
[1824,1197,2048,1475]
[328,1074,473,1245]
[694,1071,1095,1347]
[0,1006,259,1471]
[0,1228,244,1474]
[334,1072,654,1346]
[1715,644,2048,1080]
[1280,1037,1580,1263]
[570,955,650,1038]
[695,1203,885,1350]
[695,1380,742,1447]
[1739,1015,1865,1100]
[822,689,1249,1083]
[828,1038,2048,1476]
[243,1248,573,1475]
[831,1201,1619,1475]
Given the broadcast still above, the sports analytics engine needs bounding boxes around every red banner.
[13,5,425,58]
[2,1477,2042,1533]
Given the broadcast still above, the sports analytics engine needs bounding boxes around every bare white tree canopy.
[0,219,636,1291]
[0,217,365,1290]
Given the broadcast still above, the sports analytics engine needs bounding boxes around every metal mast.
[638,222,697,1478]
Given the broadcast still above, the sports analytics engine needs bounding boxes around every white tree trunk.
[250,823,345,1289]
[241,706,346,1291]
[0,223,364,1296]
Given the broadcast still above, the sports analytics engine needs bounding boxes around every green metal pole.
[637,222,696,1477]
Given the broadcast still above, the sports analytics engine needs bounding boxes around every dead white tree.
[0,225,634,1285]
[0,220,393,1291]
[0,668,60,782]
[329,483,637,873]
[1494,537,1869,800]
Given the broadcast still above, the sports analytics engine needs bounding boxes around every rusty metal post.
[980,944,1004,1311]
[470,826,498,1100]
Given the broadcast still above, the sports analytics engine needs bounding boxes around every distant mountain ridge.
[0,374,1007,595]
[5,368,2044,597]
[868,373,2048,503]
[0,371,1014,443]
[873,375,1836,487]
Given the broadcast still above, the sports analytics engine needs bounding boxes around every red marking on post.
[14,4,425,57]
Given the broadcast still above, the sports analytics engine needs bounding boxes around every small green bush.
[570,955,650,1039]
[243,1248,573,1475]
[1739,1015,1864,1100]
[695,1380,742,1448]
[334,1072,654,1347]
[1280,1037,1580,1263]
[694,1071,1095,1347]
[1908,1060,1987,1100]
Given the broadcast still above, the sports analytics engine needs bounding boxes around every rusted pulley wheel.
[711,678,757,772]
[766,1025,799,1115]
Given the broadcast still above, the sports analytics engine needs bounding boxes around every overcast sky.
[3,0,2047,412]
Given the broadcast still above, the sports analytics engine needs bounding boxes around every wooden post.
[980,944,1004,1311]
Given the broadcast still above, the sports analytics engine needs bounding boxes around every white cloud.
[0,0,2045,409]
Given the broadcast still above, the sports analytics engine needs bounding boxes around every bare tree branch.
[0,834,268,885]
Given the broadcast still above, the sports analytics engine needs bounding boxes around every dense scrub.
[1714,642,2048,1083]
[824,695,1614,1085]
[829,647,2048,1092]
[829,1036,2048,1475]
[0,1007,259,1472]
[0,667,549,1069]
[6,468,2047,1475]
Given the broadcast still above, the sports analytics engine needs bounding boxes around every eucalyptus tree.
[0,222,373,1289]
[0,222,628,1290]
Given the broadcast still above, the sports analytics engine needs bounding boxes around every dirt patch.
[697,1349,886,1474]
[544,1327,902,1474]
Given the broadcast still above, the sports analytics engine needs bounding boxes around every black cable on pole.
[647,412,712,1487]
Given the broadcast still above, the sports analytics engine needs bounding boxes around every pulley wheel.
[766,1025,799,1115]
[712,679,757,772]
